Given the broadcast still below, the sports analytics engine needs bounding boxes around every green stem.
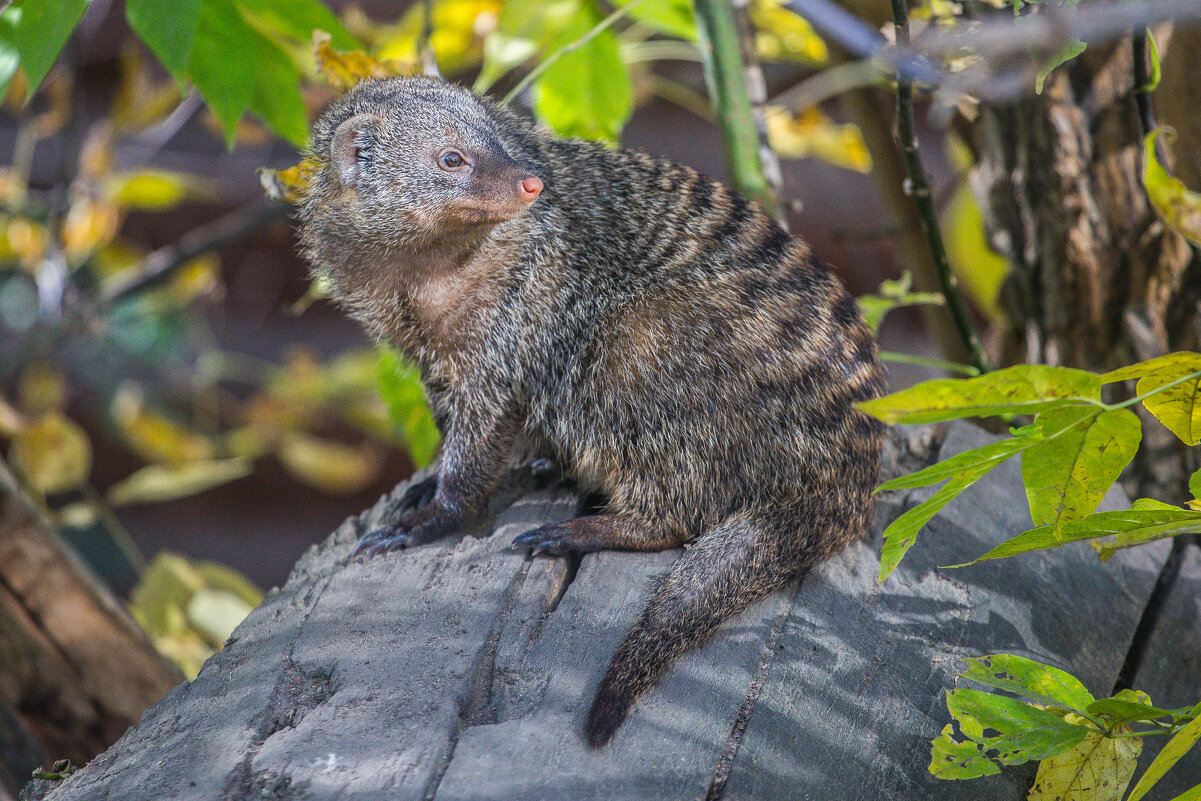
[889,0,992,375]
[694,0,777,217]
[501,0,648,106]
[878,350,980,377]
[1109,369,1201,411]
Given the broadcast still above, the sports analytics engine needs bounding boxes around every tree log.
[18,422,1198,800]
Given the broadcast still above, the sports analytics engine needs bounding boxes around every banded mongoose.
[297,76,885,747]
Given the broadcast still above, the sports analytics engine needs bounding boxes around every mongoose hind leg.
[510,513,684,556]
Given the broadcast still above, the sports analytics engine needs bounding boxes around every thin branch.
[890,0,992,375]
[419,0,441,78]
[501,0,647,106]
[731,0,785,227]
[102,200,288,305]
[785,0,1201,101]
[695,0,777,218]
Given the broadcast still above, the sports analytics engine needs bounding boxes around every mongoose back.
[297,76,885,747]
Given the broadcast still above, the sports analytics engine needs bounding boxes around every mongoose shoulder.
[297,76,885,747]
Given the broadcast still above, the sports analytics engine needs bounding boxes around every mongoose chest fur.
[297,76,885,747]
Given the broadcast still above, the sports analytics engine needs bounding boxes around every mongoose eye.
[439,150,468,171]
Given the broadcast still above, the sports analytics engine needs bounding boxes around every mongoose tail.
[587,509,835,747]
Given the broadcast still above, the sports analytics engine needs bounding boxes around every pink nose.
[519,176,543,203]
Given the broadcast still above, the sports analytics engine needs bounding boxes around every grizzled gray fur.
[297,76,885,747]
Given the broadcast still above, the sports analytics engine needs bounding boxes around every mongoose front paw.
[510,522,579,556]
[355,500,465,558]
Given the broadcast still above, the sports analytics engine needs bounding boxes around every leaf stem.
[878,350,980,377]
[1108,369,1201,411]
[501,0,648,106]
[889,0,992,375]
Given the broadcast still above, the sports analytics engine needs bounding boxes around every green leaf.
[1102,352,1201,384]
[960,654,1095,716]
[376,348,441,469]
[0,0,89,97]
[1027,712,1140,801]
[953,507,1201,567]
[1021,406,1141,534]
[1189,467,1201,509]
[1086,697,1176,728]
[186,0,308,146]
[929,689,1089,778]
[1035,38,1085,94]
[613,0,696,40]
[856,364,1102,426]
[125,0,202,77]
[107,458,252,506]
[236,0,358,50]
[856,271,944,334]
[1127,702,1201,801]
[878,456,1008,582]
[1142,128,1201,247]
[1167,785,1201,801]
[475,0,582,92]
[533,4,633,142]
[1139,29,1161,93]
[1139,374,1201,447]
[877,423,1040,493]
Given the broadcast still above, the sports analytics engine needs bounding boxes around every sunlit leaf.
[1138,371,1201,447]
[237,0,358,51]
[103,169,197,210]
[1126,702,1201,801]
[943,178,1007,320]
[856,364,1102,425]
[377,348,441,468]
[259,156,321,204]
[1143,128,1201,247]
[277,431,384,494]
[533,4,632,143]
[960,654,1095,714]
[1189,467,1201,510]
[1100,352,1201,385]
[929,689,1089,779]
[953,506,1201,567]
[765,105,871,173]
[107,458,252,506]
[1087,692,1178,728]
[369,0,501,77]
[614,0,696,41]
[61,197,122,263]
[112,383,215,466]
[313,30,411,91]
[475,0,581,92]
[750,0,826,64]
[17,361,66,415]
[1021,406,1140,534]
[877,424,1039,493]
[1027,711,1139,801]
[1035,38,1085,94]
[1139,29,1160,93]
[11,412,92,495]
[186,587,255,646]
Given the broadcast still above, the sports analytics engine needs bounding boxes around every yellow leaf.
[55,501,99,529]
[10,412,92,495]
[1028,713,1140,801]
[18,362,67,415]
[313,29,412,91]
[765,105,871,172]
[112,383,215,466]
[751,0,827,64]
[5,216,49,270]
[107,458,252,506]
[371,0,501,76]
[102,170,197,210]
[259,156,321,204]
[186,588,255,647]
[61,197,122,263]
[167,253,222,304]
[943,180,1007,320]
[1143,128,1201,247]
[277,431,383,494]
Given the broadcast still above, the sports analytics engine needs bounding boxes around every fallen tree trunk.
[21,422,1201,800]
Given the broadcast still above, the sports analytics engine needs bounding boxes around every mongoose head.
[300,77,543,263]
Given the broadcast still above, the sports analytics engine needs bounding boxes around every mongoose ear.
[331,114,381,189]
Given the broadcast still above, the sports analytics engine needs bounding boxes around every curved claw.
[511,525,572,557]
[396,475,438,514]
[354,528,412,558]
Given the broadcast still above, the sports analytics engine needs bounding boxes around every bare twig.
[890,0,992,374]
[785,0,1201,101]
[102,200,288,305]
[695,0,777,218]
[731,0,785,227]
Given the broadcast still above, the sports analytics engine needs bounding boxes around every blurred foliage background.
[0,0,1002,675]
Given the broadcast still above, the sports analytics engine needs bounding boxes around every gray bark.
[21,422,1199,801]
